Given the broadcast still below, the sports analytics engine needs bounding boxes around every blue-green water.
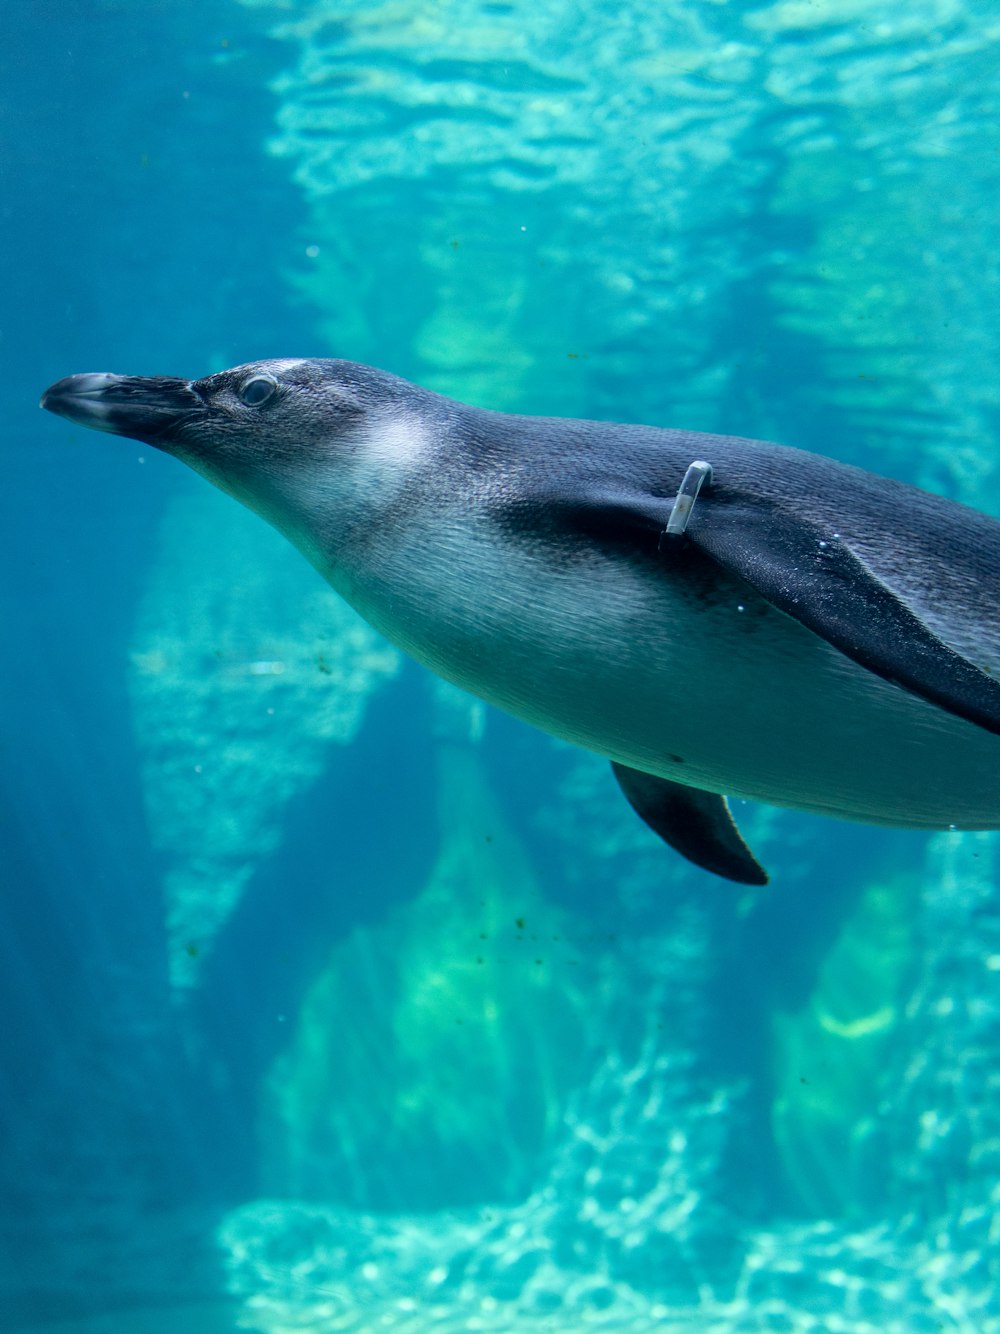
[4,1,1000,1329]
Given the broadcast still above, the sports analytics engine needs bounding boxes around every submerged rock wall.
[258,736,606,1210]
[220,831,1000,1332]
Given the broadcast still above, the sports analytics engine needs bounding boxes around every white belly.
[331,523,1000,830]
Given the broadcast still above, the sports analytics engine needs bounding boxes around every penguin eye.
[239,374,278,407]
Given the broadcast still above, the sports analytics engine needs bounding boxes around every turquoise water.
[5,1,1000,1329]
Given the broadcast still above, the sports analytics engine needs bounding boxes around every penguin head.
[41,358,443,563]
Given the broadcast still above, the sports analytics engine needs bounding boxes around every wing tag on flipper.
[660,459,713,541]
[611,762,768,885]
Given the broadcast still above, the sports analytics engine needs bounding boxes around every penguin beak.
[40,373,203,445]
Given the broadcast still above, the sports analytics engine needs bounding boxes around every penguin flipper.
[684,496,1000,738]
[611,762,768,885]
[551,479,1000,735]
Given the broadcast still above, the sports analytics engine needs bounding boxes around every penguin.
[41,359,1000,884]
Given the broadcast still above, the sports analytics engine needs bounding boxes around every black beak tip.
[39,372,198,444]
[40,373,127,427]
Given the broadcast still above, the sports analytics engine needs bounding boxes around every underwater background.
[4,0,1000,1329]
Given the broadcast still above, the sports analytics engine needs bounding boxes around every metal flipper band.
[662,460,713,544]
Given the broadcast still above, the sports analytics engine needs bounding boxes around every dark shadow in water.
[7,1296,243,1334]
[0,646,237,1323]
[1,1,308,1319]
[189,666,439,1192]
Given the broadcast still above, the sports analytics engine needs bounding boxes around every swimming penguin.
[41,359,1000,884]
